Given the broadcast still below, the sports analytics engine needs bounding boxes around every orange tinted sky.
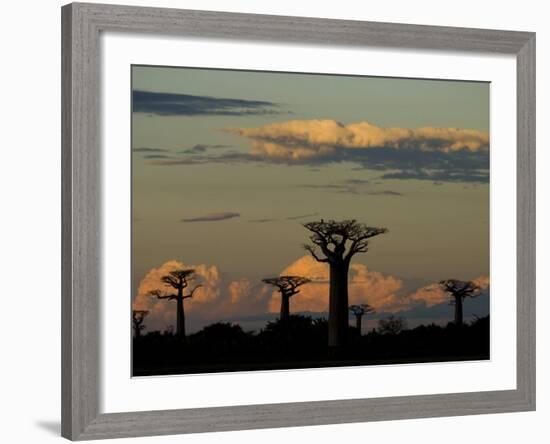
[132,66,490,333]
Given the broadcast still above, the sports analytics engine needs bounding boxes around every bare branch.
[148,289,177,300]
[161,275,180,289]
[346,226,388,260]
[303,244,329,263]
[183,284,203,300]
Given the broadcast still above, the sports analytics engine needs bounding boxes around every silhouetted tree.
[377,315,407,335]
[349,303,375,334]
[262,276,311,320]
[132,310,149,338]
[439,279,481,327]
[303,219,387,349]
[148,269,202,339]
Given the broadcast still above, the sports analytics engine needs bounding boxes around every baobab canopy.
[439,279,481,301]
[262,276,312,295]
[303,219,388,264]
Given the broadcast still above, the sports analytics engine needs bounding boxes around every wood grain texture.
[62,3,101,439]
[61,2,536,440]
[516,35,536,408]
[76,389,533,440]
[75,2,532,53]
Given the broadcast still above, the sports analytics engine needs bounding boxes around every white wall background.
[0,1,546,443]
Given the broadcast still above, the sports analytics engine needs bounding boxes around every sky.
[131,65,490,334]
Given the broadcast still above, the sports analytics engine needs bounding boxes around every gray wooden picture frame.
[61,2,536,440]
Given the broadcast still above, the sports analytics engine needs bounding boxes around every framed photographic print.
[61,2,535,440]
[131,65,492,376]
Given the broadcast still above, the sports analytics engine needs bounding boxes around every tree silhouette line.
[138,219,484,352]
[132,314,489,376]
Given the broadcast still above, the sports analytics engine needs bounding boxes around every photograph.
[131,65,490,376]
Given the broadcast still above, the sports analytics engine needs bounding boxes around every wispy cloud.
[297,180,402,196]
[380,169,488,183]
[286,212,319,220]
[366,190,403,196]
[180,144,232,154]
[148,152,259,166]
[142,154,174,159]
[344,179,370,185]
[181,212,240,222]
[298,184,358,194]
[133,90,283,117]
[248,218,277,223]
[132,147,169,153]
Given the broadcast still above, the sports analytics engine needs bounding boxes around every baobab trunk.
[328,262,349,350]
[280,295,290,320]
[454,295,463,327]
[176,288,186,339]
[355,314,362,333]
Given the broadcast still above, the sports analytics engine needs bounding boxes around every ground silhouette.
[133,314,489,376]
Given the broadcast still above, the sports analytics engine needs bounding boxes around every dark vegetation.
[133,219,489,375]
[133,314,490,376]
[134,315,489,376]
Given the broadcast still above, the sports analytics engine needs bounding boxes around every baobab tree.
[377,315,407,335]
[148,269,202,339]
[132,310,149,338]
[349,303,375,334]
[262,276,311,320]
[439,279,481,327]
[303,219,387,349]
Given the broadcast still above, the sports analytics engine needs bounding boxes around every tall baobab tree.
[148,269,202,339]
[262,276,311,320]
[303,219,387,349]
[132,310,149,338]
[349,303,375,334]
[439,279,481,327]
